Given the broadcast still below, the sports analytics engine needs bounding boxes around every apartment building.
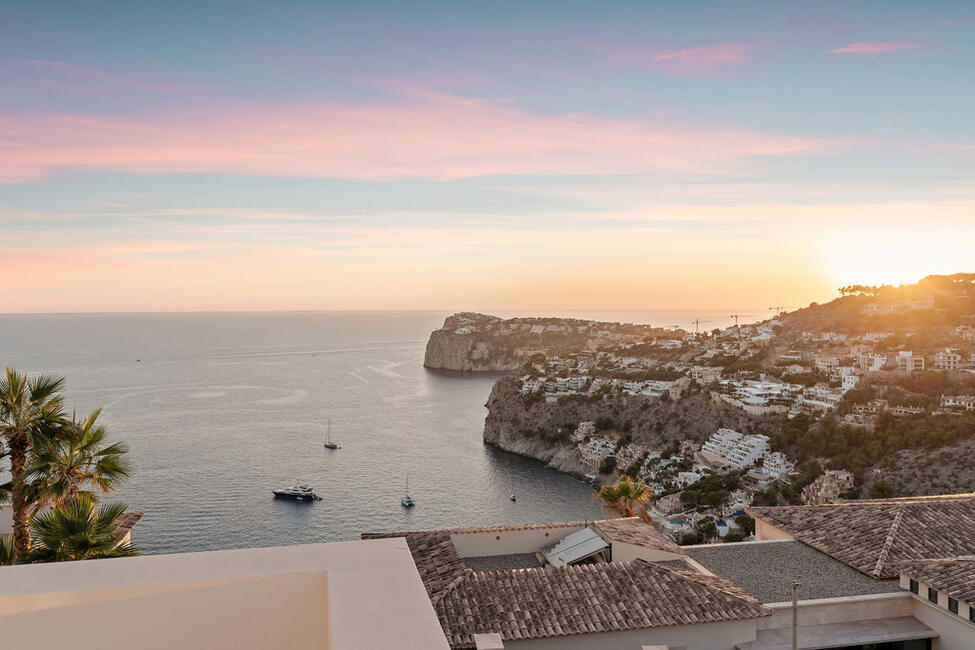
[700,428,770,469]
[933,348,963,371]
[897,351,926,373]
[941,395,975,412]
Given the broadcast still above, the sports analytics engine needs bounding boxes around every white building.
[571,421,596,443]
[578,436,617,468]
[700,429,770,469]
[940,395,975,412]
[933,348,963,371]
[896,351,925,373]
[858,353,887,372]
[815,356,841,373]
[791,383,845,415]
[761,451,795,480]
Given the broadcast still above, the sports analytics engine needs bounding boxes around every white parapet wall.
[451,523,589,558]
[0,538,450,650]
[758,592,913,631]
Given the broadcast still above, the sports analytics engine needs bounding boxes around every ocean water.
[0,310,740,555]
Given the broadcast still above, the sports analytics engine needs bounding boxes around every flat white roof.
[0,538,449,650]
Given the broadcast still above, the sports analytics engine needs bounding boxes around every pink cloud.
[828,41,924,55]
[595,42,758,76]
[0,94,828,183]
[938,18,974,25]
[650,43,757,75]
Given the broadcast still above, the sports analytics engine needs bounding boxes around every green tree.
[595,475,654,518]
[0,369,66,557]
[734,514,756,536]
[26,408,131,513]
[22,495,139,564]
[869,480,892,499]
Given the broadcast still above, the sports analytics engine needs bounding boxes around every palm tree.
[22,494,138,563]
[0,534,14,566]
[0,368,66,557]
[26,408,131,513]
[595,475,654,518]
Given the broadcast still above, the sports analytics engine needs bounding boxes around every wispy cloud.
[0,92,827,183]
[650,43,757,76]
[594,42,759,76]
[828,41,923,55]
[937,18,974,25]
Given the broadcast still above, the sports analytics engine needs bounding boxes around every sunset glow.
[2,2,974,312]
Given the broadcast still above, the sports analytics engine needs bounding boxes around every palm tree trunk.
[9,435,30,557]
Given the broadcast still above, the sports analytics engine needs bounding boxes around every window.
[909,579,919,594]
[949,597,958,614]
[928,587,938,604]
[970,606,975,623]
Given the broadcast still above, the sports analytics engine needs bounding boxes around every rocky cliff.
[423,327,522,372]
[483,375,777,480]
[423,312,674,372]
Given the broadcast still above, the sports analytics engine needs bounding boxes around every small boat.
[401,472,416,508]
[273,484,322,501]
[324,418,340,450]
[510,493,517,502]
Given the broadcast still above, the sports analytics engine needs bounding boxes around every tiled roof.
[435,560,770,648]
[361,530,468,600]
[898,556,975,605]
[115,511,143,536]
[749,493,975,579]
[592,517,683,554]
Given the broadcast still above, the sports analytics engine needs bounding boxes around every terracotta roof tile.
[115,511,143,536]
[592,517,683,554]
[435,560,770,648]
[749,493,975,578]
[898,556,975,605]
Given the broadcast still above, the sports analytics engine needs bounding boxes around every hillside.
[448,272,975,501]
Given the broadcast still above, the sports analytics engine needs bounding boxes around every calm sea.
[0,310,742,554]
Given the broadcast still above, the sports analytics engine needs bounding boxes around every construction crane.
[729,314,752,341]
[690,319,711,335]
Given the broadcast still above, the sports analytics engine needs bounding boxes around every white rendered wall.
[758,592,911,631]
[906,581,975,650]
[451,524,588,557]
[503,619,757,650]
[609,540,683,563]
[0,539,449,650]
[1,572,330,649]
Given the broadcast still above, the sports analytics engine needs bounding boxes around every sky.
[1,1,974,313]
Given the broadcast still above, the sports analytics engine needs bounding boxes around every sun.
[822,235,973,288]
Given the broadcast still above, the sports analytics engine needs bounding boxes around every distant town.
[427,273,975,546]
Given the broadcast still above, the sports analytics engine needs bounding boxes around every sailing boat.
[400,472,415,508]
[324,418,340,450]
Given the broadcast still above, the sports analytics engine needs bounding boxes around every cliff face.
[483,375,776,479]
[423,312,675,372]
[423,329,522,372]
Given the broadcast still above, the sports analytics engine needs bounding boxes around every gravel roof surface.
[685,540,900,604]
[463,553,542,571]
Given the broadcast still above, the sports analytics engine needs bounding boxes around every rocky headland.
[423,312,674,372]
